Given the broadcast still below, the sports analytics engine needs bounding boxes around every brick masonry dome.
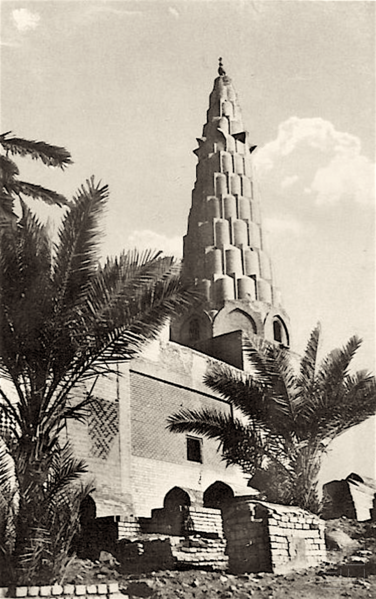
[171,62,291,359]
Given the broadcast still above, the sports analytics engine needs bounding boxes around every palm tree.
[167,326,376,513]
[0,132,72,226]
[0,177,200,582]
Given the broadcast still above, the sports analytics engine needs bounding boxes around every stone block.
[15,589,28,598]
[107,583,119,594]
[27,588,40,597]
[64,586,75,596]
[52,585,63,596]
[86,586,97,595]
[0,589,8,599]
[39,587,52,597]
[74,586,86,596]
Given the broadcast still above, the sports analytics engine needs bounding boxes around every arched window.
[273,320,282,343]
[272,317,289,346]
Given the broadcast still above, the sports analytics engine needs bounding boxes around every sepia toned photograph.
[0,1,375,596]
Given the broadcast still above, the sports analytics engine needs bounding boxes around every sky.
[1,0,375,482]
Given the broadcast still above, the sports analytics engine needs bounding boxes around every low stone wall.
[116,516,141,540]
[186,507,224,538]
[223,500,326,574]
[223,501,269,573]
[171,536,227,569]
[0,583,124,599]
[117,535,228,572]
[137,505,224,538]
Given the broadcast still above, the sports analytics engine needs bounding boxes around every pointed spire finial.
[218,57,226,76]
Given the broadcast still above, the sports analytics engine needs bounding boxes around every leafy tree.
[167,326,376,513]
[0,177,200,583]
[0,132,72,225]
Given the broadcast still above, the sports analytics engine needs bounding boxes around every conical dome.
[171,61,291,359]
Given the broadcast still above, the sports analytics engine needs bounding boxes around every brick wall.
[117,535,228,572]
[130,369,231,466]
[67,340,249,519]
[185,506,224,538]
[117,517,141,540]
[129,341,248,516]
[140,505,224,538]
[223,500,326,574]
[67,375,132,518]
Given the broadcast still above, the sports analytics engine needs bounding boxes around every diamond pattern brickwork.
[88,398,119,459]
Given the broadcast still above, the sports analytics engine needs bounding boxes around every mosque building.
[68,60,291,522]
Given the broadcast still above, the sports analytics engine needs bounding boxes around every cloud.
[311,154,375,206]
[12,8,40,32]
[264,216,302,236]
[125,230,183,258]
[169,7,180,19]
[255,117,375,206]
[281,175,299,189]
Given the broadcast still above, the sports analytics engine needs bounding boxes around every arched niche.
[172,311,212,348]
[79,494,97,524]
[214,307,257,339]
[163,487,191,510]
[204,481,235,510]
[74,495,98,559]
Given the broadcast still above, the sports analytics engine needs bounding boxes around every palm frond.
[268,345,299,420]
[71,262,202,368]
[298,323,321,384]
[0,133,72,169]
[0,438,17,496]
[316,371,376,442]
[0,206,52,404]
[167,406,289,475]
[1,154,19,180]
[203,363,266,418]
[15,181,69,206]
[242,336,275,382]
[204,355,296,439]
[167,407,238,439]
[317,334,362,393]
[52,177,108,312]
[45,444,87,511]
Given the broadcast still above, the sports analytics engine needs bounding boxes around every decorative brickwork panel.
[67,375,127,517]
[88,398,119,459]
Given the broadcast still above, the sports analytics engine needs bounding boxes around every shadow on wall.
[72,495,118,560]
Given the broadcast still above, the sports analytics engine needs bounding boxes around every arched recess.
[214,307,257,339]
[79,495,97,522]
[163,487,191,510]
[74,495,98,559]
[172,311,212,347]
[204,481,235,510]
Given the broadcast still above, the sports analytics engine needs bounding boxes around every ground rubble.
[61,518,376,599]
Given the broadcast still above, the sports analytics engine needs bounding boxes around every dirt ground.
[63,518,376,599]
